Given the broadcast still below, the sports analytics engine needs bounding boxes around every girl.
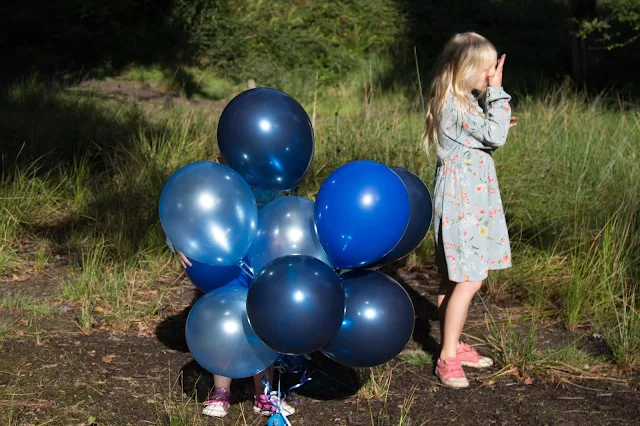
[424,32,516,388]
[167,156,297,418]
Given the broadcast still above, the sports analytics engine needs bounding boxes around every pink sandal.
[435,357,469,388]
[253,393,296,417]
[457,342,493,368]
[202,388,231,418]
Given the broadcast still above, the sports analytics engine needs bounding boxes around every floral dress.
[433,86,512,282]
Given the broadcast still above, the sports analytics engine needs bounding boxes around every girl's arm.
[466,87,512,148]
[442,89,512,149]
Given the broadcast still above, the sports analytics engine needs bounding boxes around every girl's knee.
[462,280,482,294]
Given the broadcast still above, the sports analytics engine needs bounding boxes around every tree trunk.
[568,0,597,87]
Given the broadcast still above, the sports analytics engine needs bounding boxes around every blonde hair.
[422,32,498,153]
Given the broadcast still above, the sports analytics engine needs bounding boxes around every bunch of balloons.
[158,88,433,380]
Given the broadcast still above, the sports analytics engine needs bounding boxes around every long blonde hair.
[423,32,498,153]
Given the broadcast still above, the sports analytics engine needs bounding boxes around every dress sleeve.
[441,88,512,149]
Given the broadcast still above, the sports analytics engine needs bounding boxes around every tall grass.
[0,69,638,365]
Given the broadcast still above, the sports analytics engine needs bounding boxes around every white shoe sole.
[202,405,228,418]
[253,406,296,416]
[460,358,493,368]
[435,370,469,388]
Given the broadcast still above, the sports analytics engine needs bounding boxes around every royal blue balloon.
[217,88,314,191]
[159,161,258,266]
[185,256,251,293]
[371,167,432,267]
[246,255,345,355]
[186,284,278,378]
[314,161,410,269]
[322,270,415,368]
[248,197,331,274]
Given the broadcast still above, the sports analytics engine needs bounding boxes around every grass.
[357,364,394,400]
[0,293,54,315]
[399,349,433,369]
[115,65,238,100]
[485,308,540,380]
[61,242,166,332]
[0,58,638,369]
[397,384,428,426]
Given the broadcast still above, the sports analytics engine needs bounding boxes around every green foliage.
[228,0,402,85]
[575,0,640,49]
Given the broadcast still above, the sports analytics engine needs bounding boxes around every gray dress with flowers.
[433,87,513,282]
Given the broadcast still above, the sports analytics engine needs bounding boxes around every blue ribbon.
[260,358,313,425]
[275,354,311,375]
[286,369,312,403]
[237,260,255,280]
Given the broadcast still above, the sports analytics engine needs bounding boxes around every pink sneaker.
[435,357,469,388]
[457,342,494,368]
[202,388,230,418]
[253,393,296,417]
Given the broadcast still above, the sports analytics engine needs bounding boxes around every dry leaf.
[94,306,104,313]
[102,354,116,363]
[11,273,31,282]
[487,380,497,386]
[523,375,534,385]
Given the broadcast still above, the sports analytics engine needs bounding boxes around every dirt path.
[1,265,638,426]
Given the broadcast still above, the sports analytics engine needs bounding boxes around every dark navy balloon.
[159,161,258,266]
[371,167,432,267]
[186,284,278,378]
[322,270,415,368]
[217,88,314,191]
[246,255,345,355]
[314,161,410,269]
[185,257,251,293]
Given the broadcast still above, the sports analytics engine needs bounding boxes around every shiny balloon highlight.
[248,196,331,274]
[247,255,345,355]
[314,160,411,269]
[217,88,314,191]
[186,284,278,378]
[322,270,415,367]
[159,161,258,266]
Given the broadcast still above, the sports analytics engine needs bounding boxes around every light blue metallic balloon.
[159,161,258,266]
[248,197,331,274]
[186,284,278,378]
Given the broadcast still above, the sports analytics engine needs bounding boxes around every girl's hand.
[175,248,192,269]
[510,116,517,128]
[488,54,506,88]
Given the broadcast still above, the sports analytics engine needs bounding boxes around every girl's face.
[469,60,497,92]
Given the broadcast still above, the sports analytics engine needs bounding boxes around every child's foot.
[202,388,230,418]
[435,357,469,388]
[253,394,296,417]
[457,342,494,368]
